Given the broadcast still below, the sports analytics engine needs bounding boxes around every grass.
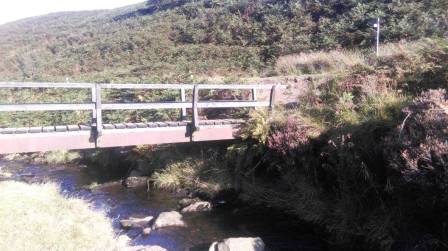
[276,49,366,76]
[151,156,233,197]
[42,150,81,165]
[0,181,116,251]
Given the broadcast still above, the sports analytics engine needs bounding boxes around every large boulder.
[152,211,186,229]
[181,201,212,213]
[209,237,265,251]
[120,216,154,229]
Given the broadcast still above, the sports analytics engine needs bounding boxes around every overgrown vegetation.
[0,181,116,251]
[223,39,448,250]
[147,38,448,250]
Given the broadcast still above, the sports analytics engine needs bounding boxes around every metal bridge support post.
[252,88,257,101]
[269,85,277,112]
[94,84,102,142]
[180,87,187,120]
[192,85,199,131]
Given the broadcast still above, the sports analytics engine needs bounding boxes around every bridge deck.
[0,120,243,154]
[0,119,243,134]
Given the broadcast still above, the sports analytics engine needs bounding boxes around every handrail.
[0,82,279,90]
[0,82,281,144]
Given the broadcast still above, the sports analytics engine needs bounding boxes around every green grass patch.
[0,181,116,251]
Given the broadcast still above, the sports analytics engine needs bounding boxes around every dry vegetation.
[276,49,366,76]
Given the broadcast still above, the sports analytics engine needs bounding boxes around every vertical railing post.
[180,87,187,120]
[91,85,97,126]
[269,85,277,112]
[251,88,257,101]
[192,85,199,131]
[95,84,102,139]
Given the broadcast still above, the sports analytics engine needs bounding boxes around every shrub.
[267,117,312,156]
[239,109,270,144]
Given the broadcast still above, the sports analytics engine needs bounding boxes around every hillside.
[0,0,446,83]
[2,1,448,250]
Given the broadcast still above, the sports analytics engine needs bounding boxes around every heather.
[224,39,448,250]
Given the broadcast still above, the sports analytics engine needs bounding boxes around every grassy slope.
[0,181,116,251]
[0,2,261,83]
[0,0,446,84]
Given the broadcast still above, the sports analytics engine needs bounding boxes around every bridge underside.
[0,120,242,154]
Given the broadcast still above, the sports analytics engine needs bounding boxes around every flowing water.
[0,160,326,251]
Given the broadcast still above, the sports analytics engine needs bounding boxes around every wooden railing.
[0,82,279,139]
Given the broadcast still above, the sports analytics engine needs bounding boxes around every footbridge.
[0,82,279,154]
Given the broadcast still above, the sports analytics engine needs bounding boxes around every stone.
[122,176,149,188]
[142,227,151,236]
[116,235,132,249]
[181,201,212,213]
[178,197,200,209]
[120,216,154,229]
[209,237,265,251]
[152,211,186,229]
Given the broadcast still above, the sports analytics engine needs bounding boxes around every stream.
[0,160,326,251]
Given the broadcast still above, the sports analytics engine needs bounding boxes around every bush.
[267,117,312,156]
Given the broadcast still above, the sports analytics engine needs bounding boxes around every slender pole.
[180,87,187,120]
[376,17,380,57]
[192,85,199,130]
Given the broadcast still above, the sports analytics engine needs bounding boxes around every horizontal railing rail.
[0,82,282,145]
[0,82,277,90]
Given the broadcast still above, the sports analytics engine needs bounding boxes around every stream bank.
[0,159,327,251]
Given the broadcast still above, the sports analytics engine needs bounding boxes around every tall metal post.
[375,17,380,57]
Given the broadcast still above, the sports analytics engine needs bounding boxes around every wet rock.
[88,180,122,191]
[152,211,186,229]
[142,227,151,236]
[122,176,149,188]
[120,216,154,229]
[181,201,212,213]
[178,197,200,209]
[209,237,265,251]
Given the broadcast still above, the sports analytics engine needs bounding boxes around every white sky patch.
[0,0,144,25]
